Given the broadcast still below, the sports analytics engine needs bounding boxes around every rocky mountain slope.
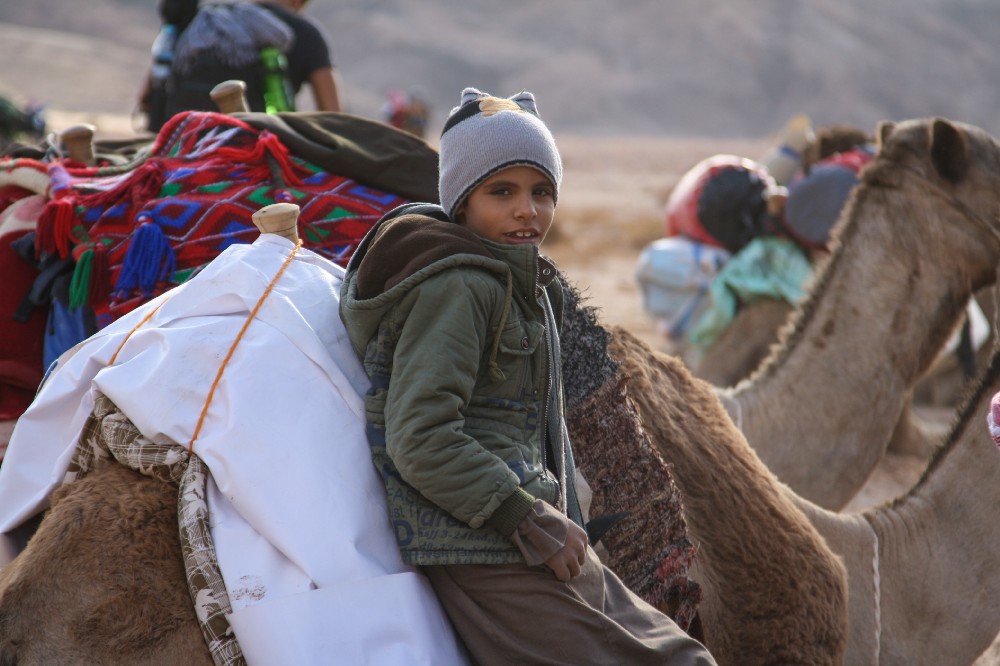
[0,0,998,139]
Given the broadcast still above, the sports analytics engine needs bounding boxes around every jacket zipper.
[537,263,553,479]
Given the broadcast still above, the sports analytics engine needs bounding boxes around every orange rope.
[108,299,169,365]
[187,240,303,455]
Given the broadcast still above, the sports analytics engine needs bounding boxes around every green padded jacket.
[340,204,582,566]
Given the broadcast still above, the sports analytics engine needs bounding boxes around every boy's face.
[457,166,555,246]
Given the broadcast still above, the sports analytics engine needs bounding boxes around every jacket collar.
[480,239,558,301]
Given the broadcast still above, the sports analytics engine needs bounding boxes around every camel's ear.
[876,121,895,151]
[930,118,968,183]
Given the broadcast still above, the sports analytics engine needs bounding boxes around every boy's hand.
[510,499,590,580]
[544,519,588,582]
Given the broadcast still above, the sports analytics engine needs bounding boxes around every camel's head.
[870,117,984,187]
[865,117,1000,290]
[877,118,968,182]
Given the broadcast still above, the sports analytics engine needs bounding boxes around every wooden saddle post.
[251,202,300,243]
[210,80,251,115]
[60,123,96,166]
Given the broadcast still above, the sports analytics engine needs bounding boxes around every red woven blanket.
[32,111,409,329]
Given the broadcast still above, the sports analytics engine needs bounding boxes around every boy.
[341,87,715,665]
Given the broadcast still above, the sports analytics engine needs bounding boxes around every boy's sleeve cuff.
[484,487,535,537]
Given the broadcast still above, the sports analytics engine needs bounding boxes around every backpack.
[151,3,295,130]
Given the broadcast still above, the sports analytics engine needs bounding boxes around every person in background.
[381,87,431,138]
[340,86,716,665]
[139,0,341,132]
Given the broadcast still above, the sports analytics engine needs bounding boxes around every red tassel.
[88,241,110,306]
[259,132,304,187]
[35,198,76,259]
[53,204,74,259]
[212,131,304,187]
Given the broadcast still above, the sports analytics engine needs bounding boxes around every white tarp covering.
[0,234,467,665]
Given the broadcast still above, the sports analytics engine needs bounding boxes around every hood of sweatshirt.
[340,203,524,363]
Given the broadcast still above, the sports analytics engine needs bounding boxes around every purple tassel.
[114,222,176,297]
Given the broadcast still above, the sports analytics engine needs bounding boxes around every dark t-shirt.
[258,3,334,93]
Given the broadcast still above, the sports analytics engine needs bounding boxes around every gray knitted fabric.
[173,2,294,75]
[438,87,563,219]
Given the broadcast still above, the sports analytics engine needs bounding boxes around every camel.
[612,322,1000,664]
[596,328,848,664]
[716,117,1000,509]
[585,116,1000,661]
[691,297,793,388]
[793,340,1000,666]
[0,462,211,666]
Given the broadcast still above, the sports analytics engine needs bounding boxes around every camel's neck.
[609,330,849,663]
[863,350,1000,664]
[734,183,998,509]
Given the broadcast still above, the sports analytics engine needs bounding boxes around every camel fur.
[0,463,211,666]
[693,297,793,388]
[792,341,1000,665]
[608,328,848,664]
[693,296,955,459]
[612,318,1000,664]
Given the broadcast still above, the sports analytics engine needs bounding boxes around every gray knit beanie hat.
[439,87,563,219]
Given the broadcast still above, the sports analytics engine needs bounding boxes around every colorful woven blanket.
[28,111,410,338]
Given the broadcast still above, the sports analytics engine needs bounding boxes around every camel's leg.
[0,464,211,666]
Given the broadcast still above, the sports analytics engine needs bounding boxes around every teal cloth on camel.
[688,235,812,352]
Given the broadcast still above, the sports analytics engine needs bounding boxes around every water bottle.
[150,24,178,86]
[260,47,294,114]
[147,23,178,132]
